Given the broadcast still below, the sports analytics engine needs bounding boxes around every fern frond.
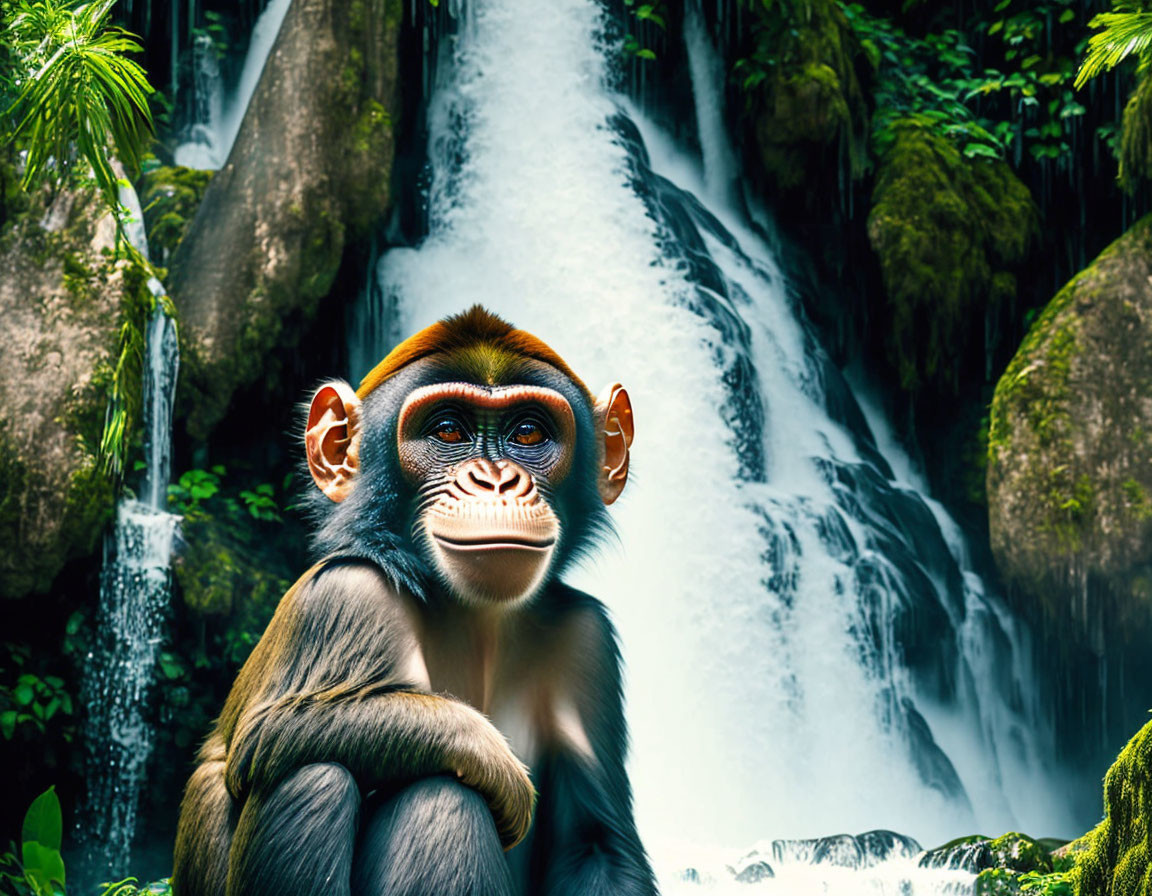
[1075,11,1152,89]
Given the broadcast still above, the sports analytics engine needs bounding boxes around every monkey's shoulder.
[270,558,424,645]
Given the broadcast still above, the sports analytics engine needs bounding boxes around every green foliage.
[0,641,77,745]
[979,0,1087,164]
[167,466,224,516]
[841,5,1002,160]
[168,465,286,523]
[1018,869,1074,895]
[842,0,1085,166]
[977,867,1023,895]
[191,10,229,63]
[96,239,175,480]
[2,0,155,216]
[158,463,302,756]
[0,788,65,896]
[1075,10,1152,88]
[98,880,171,896]
[622,0,665,60]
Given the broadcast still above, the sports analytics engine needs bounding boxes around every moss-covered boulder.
[1072,716,1152,896]
[139,165,214,265]
[920,833,1053,874]
[987,215,1152,636]
[867,122,1036,392]
[169,0,402,440]
[0,182,150,597]
[1120,73,1152,194]
[741,0,869,196]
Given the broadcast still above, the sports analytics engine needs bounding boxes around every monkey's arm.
[532,590,658,896]
[219,561,534,847]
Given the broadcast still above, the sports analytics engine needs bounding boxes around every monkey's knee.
[227,762,360,896]
[353,777,514,896]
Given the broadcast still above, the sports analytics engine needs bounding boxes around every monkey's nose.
[455,459,536,502]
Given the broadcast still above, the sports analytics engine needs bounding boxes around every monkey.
[171,306,656,896]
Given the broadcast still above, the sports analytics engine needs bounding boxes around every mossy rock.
[987,214,1152,636]
[743,0,869,194]
[1120,73,1152,194]
[987,833,1053,874]
[920,832,1052,875]
[0,177,148,597]
[139,165,214,264]
[170,0,403,440]
[1072,716,1152,896]
[867,121,1036,393]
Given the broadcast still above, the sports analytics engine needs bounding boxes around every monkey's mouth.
[433,534,556,551]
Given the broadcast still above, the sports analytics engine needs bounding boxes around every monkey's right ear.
[305,381,362,503]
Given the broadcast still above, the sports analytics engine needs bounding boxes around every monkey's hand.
[450,705,536,850]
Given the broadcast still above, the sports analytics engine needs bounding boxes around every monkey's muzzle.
[424,459,560,603]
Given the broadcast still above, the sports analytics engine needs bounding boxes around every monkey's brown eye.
[510,422,544,446]
[433,419,466,443]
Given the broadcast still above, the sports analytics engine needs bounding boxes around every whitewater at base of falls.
[349,0,1083,868]
[651,831,978,895]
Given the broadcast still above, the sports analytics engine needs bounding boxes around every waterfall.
[76,189,180,881]
[173,0,291,170]
[349,0,1079,883]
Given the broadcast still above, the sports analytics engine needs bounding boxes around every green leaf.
[22,841,65,896]
[0,711,16,739]
[22,788,62,853]
[14,683,34,706]
[963,142,1000,159]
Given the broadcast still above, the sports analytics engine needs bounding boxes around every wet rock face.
[0,184,140,597]
[987,214,1152,641]
[169,0,403,440]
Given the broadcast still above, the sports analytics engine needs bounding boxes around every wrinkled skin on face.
[303,355,633,606]
[397,382,576,604]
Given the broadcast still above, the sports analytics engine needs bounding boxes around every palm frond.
[3,0,154,210]
[1075,11,1152,89]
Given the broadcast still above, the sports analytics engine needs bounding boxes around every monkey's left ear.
[595,383,633,505]
[305,381,362,503]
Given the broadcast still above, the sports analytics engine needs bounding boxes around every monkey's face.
[303,319,634,606]
[395,383,575,605]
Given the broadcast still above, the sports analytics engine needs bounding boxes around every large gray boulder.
[987,214,1152,641]
[169,0,403,439]
[0,184,146,596]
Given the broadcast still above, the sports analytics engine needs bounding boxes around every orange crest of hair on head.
[356,306,592,401]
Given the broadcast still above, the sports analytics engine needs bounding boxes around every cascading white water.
[77,189,180,881]
[173,0,291,170]
[350,0,1077,888]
